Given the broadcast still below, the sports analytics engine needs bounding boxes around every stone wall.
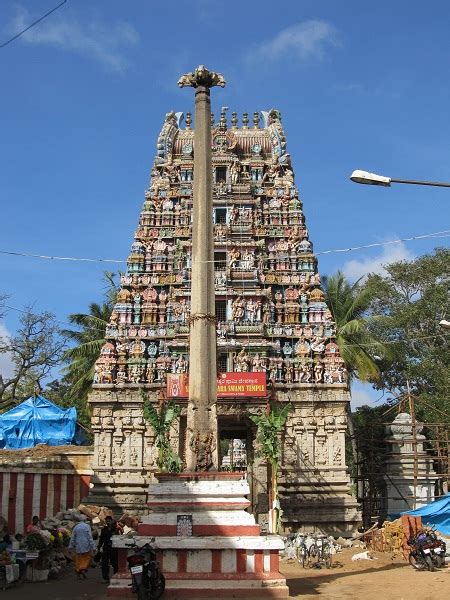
[87,386,157,513]
[278,387,360,536]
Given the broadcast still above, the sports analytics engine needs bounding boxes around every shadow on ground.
[283,561,404,596]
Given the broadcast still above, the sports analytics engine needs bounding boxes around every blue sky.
[1,0,449,407]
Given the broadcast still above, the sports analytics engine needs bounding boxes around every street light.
[350,169,450,188]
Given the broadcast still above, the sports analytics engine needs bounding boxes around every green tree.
[62,273,118,403]
[0,308,65,410]
[322,271,385,383]
[365,248,449,425]
[142,391,182,472]
[249,402,291,533]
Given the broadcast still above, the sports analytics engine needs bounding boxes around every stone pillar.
[178,66,225,471]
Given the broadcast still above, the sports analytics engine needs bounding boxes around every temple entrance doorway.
[218,417,265,516]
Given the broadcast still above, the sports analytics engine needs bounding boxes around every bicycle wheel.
[322,543,332,568]
[297,544,308,568]
[308,544,319,567]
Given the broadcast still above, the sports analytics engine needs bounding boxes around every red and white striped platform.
[109,472,289,598]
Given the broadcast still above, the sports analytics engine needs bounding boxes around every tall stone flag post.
[178,66,225,471]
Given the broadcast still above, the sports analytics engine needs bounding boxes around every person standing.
[98,515,120,583]
[68,515,95,579]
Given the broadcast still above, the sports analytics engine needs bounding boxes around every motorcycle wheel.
[136,583,148,600]
[432,554,444,569]
[424,555,434,572]
[408,553,427,571]
[149,573,166,600]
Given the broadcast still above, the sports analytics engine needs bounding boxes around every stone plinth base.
[109,536,289,598]
[109,472,288,598]
[280,472,361,537]
[281,493,361,536]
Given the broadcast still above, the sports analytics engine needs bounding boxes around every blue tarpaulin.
[402,494,450,536]
[0,395,77,449]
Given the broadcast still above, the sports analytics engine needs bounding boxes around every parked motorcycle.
[407,528,446,571]
[124,539,165,599]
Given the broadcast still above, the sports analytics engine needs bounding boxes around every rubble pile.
[364,519,404,555]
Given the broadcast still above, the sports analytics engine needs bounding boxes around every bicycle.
[308,536,332,568]
[296,542,309,568]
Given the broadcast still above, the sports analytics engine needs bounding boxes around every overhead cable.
[1,1,67,49]
[0,229,448,266]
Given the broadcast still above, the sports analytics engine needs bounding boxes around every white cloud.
[8,6,139,72]
[336,82,364,93]
[250,20,340,63]
[193,0,223,24]
[342,241,414,282]
[0,323,15,380]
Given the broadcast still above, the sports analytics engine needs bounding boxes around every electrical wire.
[315,230,450,256]
[1,0,68,49]
[5,228,446,266]
[0,250,125,263]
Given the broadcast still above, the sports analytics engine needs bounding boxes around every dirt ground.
[1,549,449,599]
[280,547,450,599]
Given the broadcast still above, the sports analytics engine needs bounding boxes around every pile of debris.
[42,504,139,535]
[363,519,404,555]
[22,504,140,582]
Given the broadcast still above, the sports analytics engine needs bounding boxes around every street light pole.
[350,169,450,188]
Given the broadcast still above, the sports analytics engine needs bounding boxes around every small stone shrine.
[88,72,359,534]
[384,413,438,515]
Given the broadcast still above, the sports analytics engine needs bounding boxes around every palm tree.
[322,271,384,383]
[323,271,387,472]
[62,273,118,401]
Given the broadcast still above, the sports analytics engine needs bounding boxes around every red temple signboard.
[167,372,266,398]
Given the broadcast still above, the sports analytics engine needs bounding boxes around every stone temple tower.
[88,107,360,535]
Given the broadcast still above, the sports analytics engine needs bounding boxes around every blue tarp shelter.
[0,395,77,449]
[402,494,450,536]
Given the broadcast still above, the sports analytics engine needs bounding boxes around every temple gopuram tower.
[88,105,360,535]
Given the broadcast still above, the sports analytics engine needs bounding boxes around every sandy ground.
[1,549,449,599]
[281,547,450,599]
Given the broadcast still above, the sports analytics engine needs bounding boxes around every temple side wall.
[88,387,158,513]
[277,387,360,536]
